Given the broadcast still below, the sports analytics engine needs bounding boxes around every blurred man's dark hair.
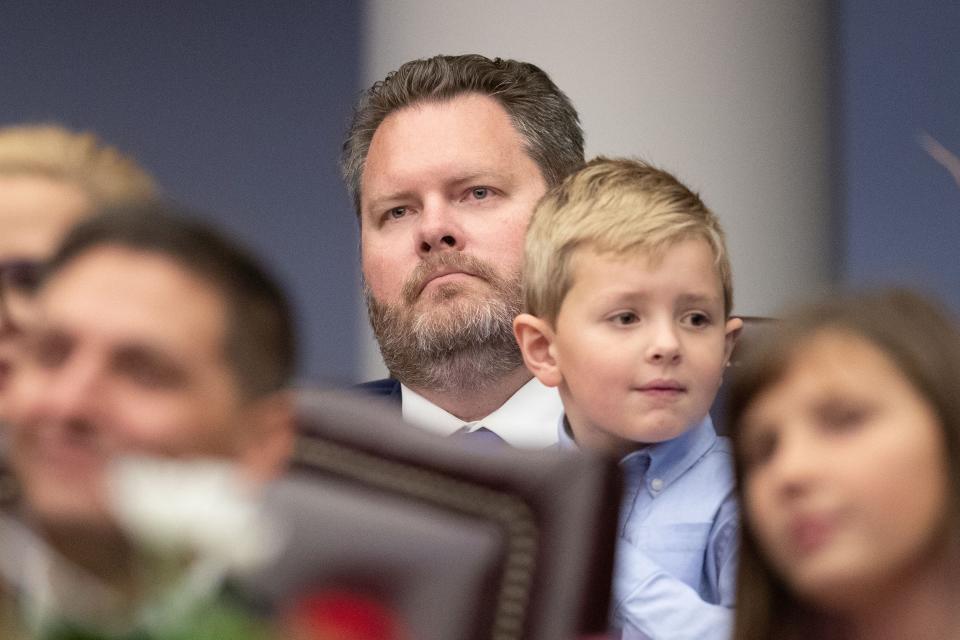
[47,201,296,397]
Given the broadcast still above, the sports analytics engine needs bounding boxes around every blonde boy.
[514,158,742,639]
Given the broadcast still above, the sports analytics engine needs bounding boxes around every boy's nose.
[646,323,681,364]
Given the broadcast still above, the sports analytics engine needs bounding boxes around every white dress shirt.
[400,377,562,449]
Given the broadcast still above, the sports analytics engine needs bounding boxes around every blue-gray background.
[0,2,362,385]
[2,2,957,385]
[836,0,960,311]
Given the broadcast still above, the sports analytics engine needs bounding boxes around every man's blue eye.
[471,187,489,200]
[388,207,406,219]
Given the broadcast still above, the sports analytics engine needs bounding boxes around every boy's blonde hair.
[0,123,156,205]
[523,157,733,323]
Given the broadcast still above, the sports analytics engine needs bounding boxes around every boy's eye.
[612,311,639,325]
[683,312,711,328]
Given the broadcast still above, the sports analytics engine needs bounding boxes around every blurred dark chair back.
[243,390,620,640]
[711,316,778,436]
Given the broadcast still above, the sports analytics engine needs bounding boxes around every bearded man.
[341,54,584,448]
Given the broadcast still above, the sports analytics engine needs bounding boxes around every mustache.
[400,253,501,304]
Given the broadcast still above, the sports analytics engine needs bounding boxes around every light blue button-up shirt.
[559,415,737,640]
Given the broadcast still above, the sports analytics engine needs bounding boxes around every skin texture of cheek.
[360,236,405,304]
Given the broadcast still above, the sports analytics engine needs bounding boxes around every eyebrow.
[447,171,504,188]
[364,171,509,208]
[596,291,723,307]
[111,343,190,383]
[363,190,417,215]
[675,292,724,307]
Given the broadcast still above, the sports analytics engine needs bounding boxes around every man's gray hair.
[340,54,585,216]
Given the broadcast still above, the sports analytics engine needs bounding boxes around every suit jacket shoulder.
[354,378,402,405]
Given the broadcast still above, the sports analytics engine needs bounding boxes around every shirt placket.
[618,452,651,538]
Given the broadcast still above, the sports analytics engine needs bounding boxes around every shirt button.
[650,478,664,492]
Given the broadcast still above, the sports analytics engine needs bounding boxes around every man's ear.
[237,389,296,483]
[723,316,744,366]
[513,313,563,388]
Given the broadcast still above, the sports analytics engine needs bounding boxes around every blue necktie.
[452,426,505,448]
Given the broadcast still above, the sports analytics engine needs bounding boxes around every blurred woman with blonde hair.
[0,123,156,418]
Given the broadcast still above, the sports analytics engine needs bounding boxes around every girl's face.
[739,330,950,611]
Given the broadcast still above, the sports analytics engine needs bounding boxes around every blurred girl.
[727,290,960,640]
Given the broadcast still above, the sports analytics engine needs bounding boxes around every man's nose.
[416,200,464,256]
[41,354,103,424]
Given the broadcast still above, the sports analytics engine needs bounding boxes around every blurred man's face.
[7,245,253,529]
[0,175,91,417]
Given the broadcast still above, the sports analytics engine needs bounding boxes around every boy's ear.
[513,313,563,388]
[723,316,744,366]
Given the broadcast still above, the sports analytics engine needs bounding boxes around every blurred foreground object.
[0,389,619,639]
[0,460,277,639]
[243,389,621,640]
[0,202,296,638]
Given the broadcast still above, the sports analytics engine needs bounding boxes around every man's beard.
[365,253,525,393]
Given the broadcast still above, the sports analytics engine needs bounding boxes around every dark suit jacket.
[355,378,402,408]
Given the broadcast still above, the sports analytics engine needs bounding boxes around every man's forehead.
[40,246,229,355]
[46,245,208,297]
[361,95,539,197]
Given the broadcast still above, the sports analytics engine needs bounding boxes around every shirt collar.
[0,513,133,635]
[620,415,718,495]
[558,412,717,493]
[557,413,579,451]
[400,378,562,449]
